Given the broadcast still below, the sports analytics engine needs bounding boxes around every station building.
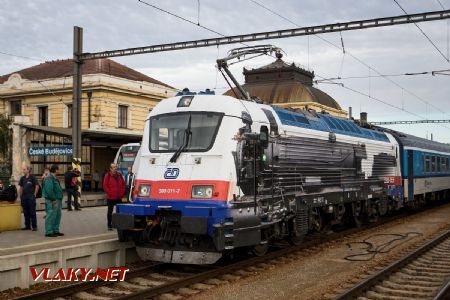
[225,53,347,118]
[0,58,177,186]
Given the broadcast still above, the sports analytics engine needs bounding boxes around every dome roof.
[225,81,342,110]
[223,56,342,111]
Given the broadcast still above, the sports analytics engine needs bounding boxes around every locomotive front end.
[112,94,246,264]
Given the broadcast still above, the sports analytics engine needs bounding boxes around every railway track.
[334,228,450,300]
[11,204,449,300]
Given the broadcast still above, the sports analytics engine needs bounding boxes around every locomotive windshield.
[149,112,223,152]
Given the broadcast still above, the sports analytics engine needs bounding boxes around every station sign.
[28,146,73,157]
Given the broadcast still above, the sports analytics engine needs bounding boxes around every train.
[112,92,450,265]
[113,143,140,178]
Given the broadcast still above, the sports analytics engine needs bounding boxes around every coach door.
[407,150,414,201]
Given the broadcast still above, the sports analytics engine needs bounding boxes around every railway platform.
[0,206,138,291]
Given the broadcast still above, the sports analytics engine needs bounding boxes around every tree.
[0,114,11,157]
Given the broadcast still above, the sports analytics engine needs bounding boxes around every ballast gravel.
[192,203,450,300]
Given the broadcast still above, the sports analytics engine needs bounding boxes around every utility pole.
[72,26,83,209]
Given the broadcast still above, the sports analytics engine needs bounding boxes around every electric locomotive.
[112,92,408,264]
[112,46,450,264]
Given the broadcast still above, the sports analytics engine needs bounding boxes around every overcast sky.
[1,0,449,142]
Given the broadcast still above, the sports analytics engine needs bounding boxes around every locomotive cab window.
[149,112,223,152]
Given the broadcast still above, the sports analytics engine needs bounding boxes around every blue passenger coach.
[395,132,450,202]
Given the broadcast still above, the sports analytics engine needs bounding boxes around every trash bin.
[0,202,21,231]
[82,180,91,191]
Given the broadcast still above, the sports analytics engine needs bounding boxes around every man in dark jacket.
[43,165,64,237]
[64,166,81,211]
[19,164,39,231]
[103,163,125,230]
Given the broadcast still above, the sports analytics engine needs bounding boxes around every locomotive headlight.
[137,184,151,197]
[192,185,214,198]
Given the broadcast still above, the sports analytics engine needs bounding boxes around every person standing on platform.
[43,164,64,237]
[64,166,81,211]
[124,166,133,201]
[42,167,50,219]
[103,163,125,230]
[19,164,39,231]
[92,170,100,192]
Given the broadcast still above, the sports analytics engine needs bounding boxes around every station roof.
[22,125,142,147]
[0,58,174,89]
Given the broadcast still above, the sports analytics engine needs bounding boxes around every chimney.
[348,107,353,119]
[360,112,368,127]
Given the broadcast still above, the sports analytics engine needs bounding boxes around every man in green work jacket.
[42,164,64,237]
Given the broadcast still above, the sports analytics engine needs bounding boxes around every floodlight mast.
[217,45,282,101]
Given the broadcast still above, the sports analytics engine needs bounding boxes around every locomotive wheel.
[352,201,366,227]
[287,217,305,246]
[311,208,327,232]
[252,243,269,256]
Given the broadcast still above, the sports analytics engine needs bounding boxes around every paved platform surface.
[0,206,116,256]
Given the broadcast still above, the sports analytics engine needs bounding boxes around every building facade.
[0,58,177,185]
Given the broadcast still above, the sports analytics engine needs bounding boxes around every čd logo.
[164,168,180,179]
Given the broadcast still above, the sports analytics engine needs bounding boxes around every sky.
[1,0,449,142]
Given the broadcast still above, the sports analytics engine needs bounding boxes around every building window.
[118,105,128,128]
[10,100,22,115]
[67,104,72,128]
[38,106,48,126]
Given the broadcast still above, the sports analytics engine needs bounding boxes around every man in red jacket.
[103,163,125,230]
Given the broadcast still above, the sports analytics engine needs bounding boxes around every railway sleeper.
[372,284,435,298]
[428,255,450,262]
[117,281,148,290]
[406,264,450,274]
[129,277,166,287]
[365,290,418,300]
[401,267,450,277]
[416,257,450,265]
[95,286,132,295]
[394,271,444,283]
[410,261,450,272]
[388,275,444,287]
[428,248,450,256]
[381,280,438,293]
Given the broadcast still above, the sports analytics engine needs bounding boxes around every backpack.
[0,185,17,202]
[71,177,78,188]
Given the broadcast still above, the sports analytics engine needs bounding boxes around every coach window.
[446,157,449,172]
[421,155,425,173]
[437,157,441,172]
[425,155,430,173]
[432,156,436,172]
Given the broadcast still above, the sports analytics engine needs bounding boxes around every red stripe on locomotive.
[133,179,230,201]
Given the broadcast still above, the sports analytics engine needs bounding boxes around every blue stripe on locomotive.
[402,148,450,178]
[272,107,390,142]
[117,198,229,237]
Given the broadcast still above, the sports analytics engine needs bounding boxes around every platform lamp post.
[72,26,83,209]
